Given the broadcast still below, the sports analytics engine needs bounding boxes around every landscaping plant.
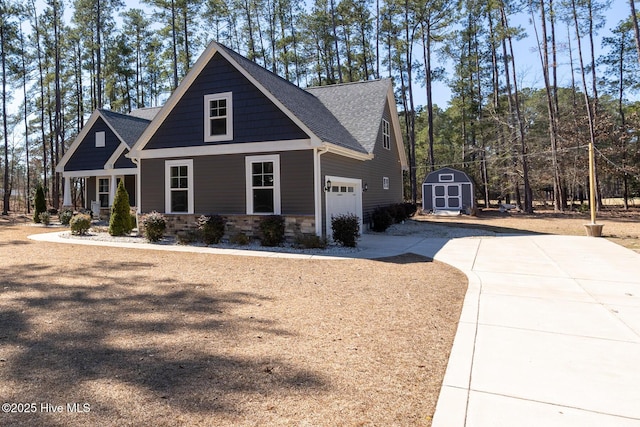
[59,209,73,225]
[33,184,46,223]
[197,214,225,244]
[69,214,91,235]
[142,211,167,242]
[259,215,285,246]
[331,214,360,247]
[109,181,133,236]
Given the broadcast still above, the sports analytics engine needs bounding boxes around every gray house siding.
[144,53,309,150]
[124,175,136,206]
[141,150,315,215]
[65,118,120,171]
[86,177,96,208]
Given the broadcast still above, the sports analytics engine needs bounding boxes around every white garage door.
[325,176,362,239]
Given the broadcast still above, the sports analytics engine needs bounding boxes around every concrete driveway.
[417,235,640,427]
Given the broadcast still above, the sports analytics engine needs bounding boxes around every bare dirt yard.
[0,221,466,427]
[422,206,640,253]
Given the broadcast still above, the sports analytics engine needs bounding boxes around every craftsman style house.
[58,41,407,238]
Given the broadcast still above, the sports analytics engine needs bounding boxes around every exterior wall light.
[363,183,368,192]
[324,179,332,192]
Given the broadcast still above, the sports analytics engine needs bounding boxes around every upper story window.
[95,131,105,147]
[382,119,390,150]
[204,92,233,142]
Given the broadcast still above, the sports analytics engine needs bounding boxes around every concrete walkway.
[29,230,640,425]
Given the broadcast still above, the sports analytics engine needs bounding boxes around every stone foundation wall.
[141,213,316,242]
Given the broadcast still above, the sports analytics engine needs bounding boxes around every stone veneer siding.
[141,213,316,242]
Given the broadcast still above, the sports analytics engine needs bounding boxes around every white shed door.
[433,184,461,210]
[325,178,362,238]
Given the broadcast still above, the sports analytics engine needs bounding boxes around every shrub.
[59,209,73,225]
[109,181,133,236]
[197,214,225,245]
[294,233,327,249]
[230,232,250,245]
[388,203,408,223]
[331,214,360,247]
[33,184,46,223]
[371,206,394,232]
[259,215,285,246]
[403,202,418,218]
[69,213,91,235]
[142,211,166,242]
[38,211,51,226]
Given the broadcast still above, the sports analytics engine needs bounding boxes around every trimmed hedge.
[331,214,360,247]
[259,215,285,246]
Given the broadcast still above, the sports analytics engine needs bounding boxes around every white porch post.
[62,176,72,207]
[109,175,117,206]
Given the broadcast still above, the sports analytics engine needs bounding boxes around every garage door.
[325,177,362,239]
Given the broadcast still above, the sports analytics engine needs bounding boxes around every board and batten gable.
[63,117,121,171]
[140,151,315,215]
[143,53,310,151]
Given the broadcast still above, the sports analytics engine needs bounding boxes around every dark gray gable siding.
[114,150,136,169]
[65,117,121,171]
[144,53,309,150]
[423,167,472,184]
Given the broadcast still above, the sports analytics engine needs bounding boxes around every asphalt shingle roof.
[99,109,151,148]
[216,42,375,155]
[306,79,391,154]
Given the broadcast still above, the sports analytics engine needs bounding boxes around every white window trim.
[204,92,233,142]
[245,154,281,215]
[383,176,390,190]
[97,177,110,207]
[439,173,454,182]
[165,159,194,214]
[95,131,105,148]
[382,119,390,150]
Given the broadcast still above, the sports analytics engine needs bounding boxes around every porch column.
[62,176,72,207]
[109,174,117,206]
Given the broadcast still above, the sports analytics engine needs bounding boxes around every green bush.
[109,181,133,236]
[294,233,327,249]
[59,209,73,225]
[33,184,46,223]
[371,206,394,232]
[38,211,51,226]
[259,215,285,246]
[331,214,360,247]
[69,213,91,235]
[197,214,225,245]
[230,232,250,245]
[142,211,166,242]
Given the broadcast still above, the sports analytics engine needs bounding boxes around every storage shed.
[422,167,474,214]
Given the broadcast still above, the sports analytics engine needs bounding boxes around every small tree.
[33,185,46,223]
[109,181,133,236]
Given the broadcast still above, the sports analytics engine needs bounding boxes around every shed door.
[433,184,461,210]
[325,177,362,239]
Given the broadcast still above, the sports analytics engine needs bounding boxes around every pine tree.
[108,180,132,236]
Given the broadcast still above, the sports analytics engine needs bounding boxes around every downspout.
[314,146,329,236]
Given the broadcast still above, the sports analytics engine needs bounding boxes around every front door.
[433,184,461,210]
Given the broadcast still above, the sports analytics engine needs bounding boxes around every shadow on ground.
[0,258,325,426]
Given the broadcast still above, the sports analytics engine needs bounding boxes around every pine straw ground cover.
[0,222,466,427]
